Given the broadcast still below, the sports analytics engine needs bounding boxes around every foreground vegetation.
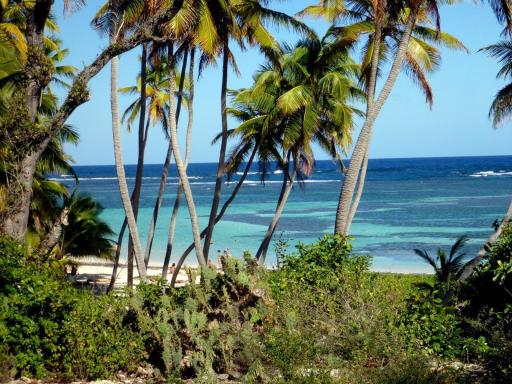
[1,227,511,383]
[0,0,511,383]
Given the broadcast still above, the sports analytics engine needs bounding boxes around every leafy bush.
[61,293,147,379]
[271,234,371,294]
[263,235,427,380]
[461,224,512,329]
[400,288,465,359]
[0,236,76,378]
[0,236,147,380]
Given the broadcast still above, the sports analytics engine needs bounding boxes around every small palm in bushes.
[402,237,482,359]
[414,236,476,303]
[152,255,271,380]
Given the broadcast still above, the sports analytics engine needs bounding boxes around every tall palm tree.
[162,47,195,280]
[250,35,363,262]
[95,0,147,281]
[200,0,312,261]
[300,0,466,235]
[166,43,206,266]
[94,0,163,286]
[142,47,192,268]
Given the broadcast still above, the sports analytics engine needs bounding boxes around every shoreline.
[72,257,432,290]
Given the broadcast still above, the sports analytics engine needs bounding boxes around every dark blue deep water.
[54,156,512,272]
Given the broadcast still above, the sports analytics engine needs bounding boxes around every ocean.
[54,156,512,273]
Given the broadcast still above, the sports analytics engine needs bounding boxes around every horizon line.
[72,153,512,167]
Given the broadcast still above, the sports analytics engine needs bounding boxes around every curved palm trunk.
[169,146,258,286]
[345,151,369,235]
[335,12,417,235]
[144,146,172,263]
[144,47,192,266]
[256,164,297,265]
[461,199,512,280]
[127,44,148,287]
[166,45,206,267]
[203,44,230,261]
[110,116,150,290]
[107,217,128,292]
[111,54,147,280]
[162,48,195,280]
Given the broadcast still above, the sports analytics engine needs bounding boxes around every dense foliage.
[2,232,510,383]
[0,236,146,380]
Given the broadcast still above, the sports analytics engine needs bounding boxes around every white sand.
[71,257,194,290]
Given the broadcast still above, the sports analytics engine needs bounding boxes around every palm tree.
[250,34,363,262]
[168,86,282,285]
[300,0,466,235]
[414,236,476,302]
[200,0,312,261]
[162,47,195,280]
[94,0,147,282]
[166,43,206,267]
[94,0,164,287]
[458,40,512,279]
[142,48,192,267]
[53,193,115,260]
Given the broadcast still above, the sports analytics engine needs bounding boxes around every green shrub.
[400,288,465,359]
[0,236,147,380]
[61,293,147,379]
[264,235,426,379]
[0,236,77,378]
[461,224,512,329]
[271,234,371,294]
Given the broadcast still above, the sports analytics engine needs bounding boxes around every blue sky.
[55,1,512,165]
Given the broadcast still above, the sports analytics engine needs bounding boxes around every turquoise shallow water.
[55,156,512,272]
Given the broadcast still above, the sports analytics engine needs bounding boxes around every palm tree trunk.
[203,43,230,261]
[256,162,297,265]
[127,44,148,287]
[111,54,147,280]
[144,47,192,266]
[162,48,195,280]
[461,198,512,280]
[334,11,418,235]
[166,45,206,267]
[169,146,258,286]
[345,151,369,235]
[108,217,128,293]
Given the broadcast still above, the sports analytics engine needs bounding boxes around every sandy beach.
[71,257,197,290]
[71,256,431,293]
